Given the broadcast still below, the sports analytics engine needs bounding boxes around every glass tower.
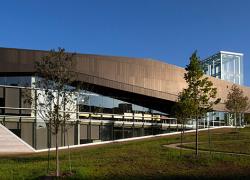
[202,51,244,85]
[202,51,244,126]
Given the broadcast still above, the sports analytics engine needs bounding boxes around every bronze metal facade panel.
[0,47,250,112]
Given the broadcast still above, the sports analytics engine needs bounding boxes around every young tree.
[35,48,78,177]
[225,84,249,134]
[184,51,220,157]
[173,89,194,156]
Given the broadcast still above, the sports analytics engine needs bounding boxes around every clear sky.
[0,0,250,86]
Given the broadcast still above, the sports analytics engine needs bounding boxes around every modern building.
[202,51,244,126]
[0,47,250,152]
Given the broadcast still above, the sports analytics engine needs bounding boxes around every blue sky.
[0,0,250,85]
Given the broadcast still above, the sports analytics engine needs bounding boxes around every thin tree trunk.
[47,146,50,173]
[56,92,60,177]
[56,132,59,177]
[195,116,199,157]
[47,122,51,174]
[208,121,211,155]
[235,113,237,134]
[67,129,72,173]
[180,123,183,157]
[237,113,240,139]
[183,124,185,144]
[234,113,240,139]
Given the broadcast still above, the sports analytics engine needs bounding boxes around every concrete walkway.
[164,141,250,157]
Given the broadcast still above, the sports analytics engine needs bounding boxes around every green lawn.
[1,128,250,179]
[182,128,250,154]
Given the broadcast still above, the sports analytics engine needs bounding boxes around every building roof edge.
[219,51,243,56]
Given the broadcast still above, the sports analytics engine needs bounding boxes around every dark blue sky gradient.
[0,0,250,85]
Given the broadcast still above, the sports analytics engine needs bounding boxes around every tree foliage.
[225,84,249,127]
[174,89,194,124]
[184,52,220,118]
[182,51,220,156]
[225,84,249,115]
[35,48,77,135]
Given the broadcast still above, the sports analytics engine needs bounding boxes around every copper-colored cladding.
[0,47,250,113]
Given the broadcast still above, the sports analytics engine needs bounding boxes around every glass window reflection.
[0,76,31,87]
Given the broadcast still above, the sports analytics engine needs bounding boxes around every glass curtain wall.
[221,53,243,85]
[202,53,221,79]
[0,76,31,87]
[77,90,171,142]
[78,91,153,115]
[202,51,244,127]
[0,77,173,150]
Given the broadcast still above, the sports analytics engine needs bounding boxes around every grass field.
[1,127,250,179]
[182,128,250,155]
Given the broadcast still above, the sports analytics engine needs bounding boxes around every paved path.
[163,142,250,157]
